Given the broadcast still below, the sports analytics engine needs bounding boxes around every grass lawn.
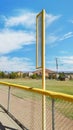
[0,78,73,95]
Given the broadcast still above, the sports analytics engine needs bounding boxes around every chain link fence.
[46,97,73,130]
[0,82,73,130]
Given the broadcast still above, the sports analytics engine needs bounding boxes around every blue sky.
[0,0,73,72]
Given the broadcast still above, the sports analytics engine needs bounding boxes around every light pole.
[56,58,58,79]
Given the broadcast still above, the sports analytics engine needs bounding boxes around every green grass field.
[0,78,73,95]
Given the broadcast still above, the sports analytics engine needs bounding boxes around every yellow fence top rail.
[0,81,73,102]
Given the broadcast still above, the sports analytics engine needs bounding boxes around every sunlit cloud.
[0,9,61,29]
[4,11,36,28]
[0,56,35,71]
[0,9,61,55]
[0,29,35,54]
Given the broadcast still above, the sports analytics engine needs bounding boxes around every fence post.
[52,99,55,130]
[7,86,11,112]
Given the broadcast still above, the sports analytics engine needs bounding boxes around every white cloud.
[4,11,36,28]
[0,10,61,54]
[46,56,73,72]
[0,29,35,54]
[60,51,68,54]
[46,34,59,47]
[60,32,73,41]
[47,31,73,47]
[55,56,73,71]
[1,10,61,29]
[46,13,61,26]
[59,56,73,64]
[0,56,35,71]
[47,35,59,44]
[0,9,62,71]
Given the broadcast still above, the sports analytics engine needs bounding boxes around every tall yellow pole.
[42,9,46,130]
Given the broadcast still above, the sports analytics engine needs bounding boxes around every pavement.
[0,107,22,130]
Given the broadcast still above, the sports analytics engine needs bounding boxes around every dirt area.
[0,88,73,130]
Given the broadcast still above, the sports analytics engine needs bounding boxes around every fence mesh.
[54,99,73,130]
[0,85,8,108]
[46,97,73,130]
[0,84,73,130]
[46,97,52,130]
[10,88,42,130]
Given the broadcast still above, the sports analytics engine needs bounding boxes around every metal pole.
[56,58,58,79]
[42,9,46,130]
[52,99,55,130]
[7,86,11,112]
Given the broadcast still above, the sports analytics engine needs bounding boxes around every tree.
[30,74,37,79]
[48,74,52,79]
[0,71,5,78]
[9,72,17,79]
[58,72,65,81]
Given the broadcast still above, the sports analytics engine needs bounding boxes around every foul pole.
[36,9,46,130]
[42,9,46,130]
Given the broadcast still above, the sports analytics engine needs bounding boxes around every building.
[33,68,55,78]
[17,71,23,78]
